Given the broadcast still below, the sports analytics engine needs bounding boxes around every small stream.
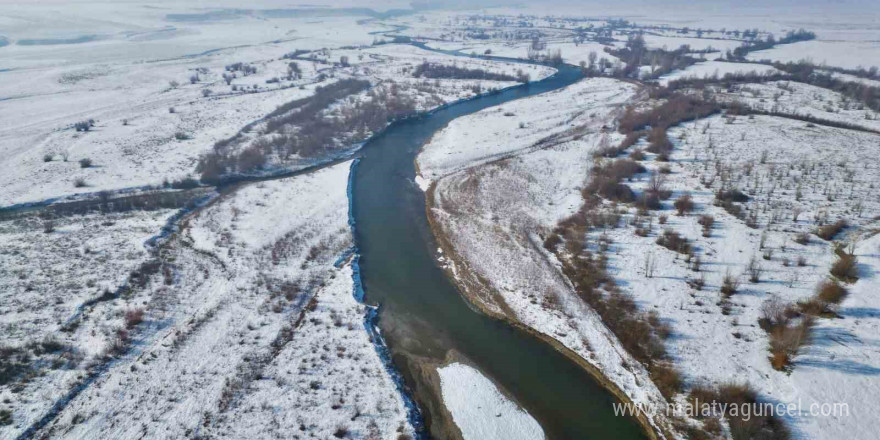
[351,63,648,439]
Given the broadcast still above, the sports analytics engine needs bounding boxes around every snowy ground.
[437,362,544,440]
[0,6,553,206]
[747,39,880,71]
[418,71,880,439]
[657,60,782,85]
[596,111,880,440]
[0,161,415,439]
[708,80,880,132]
[0,207,176,437]
[418,78,678,435]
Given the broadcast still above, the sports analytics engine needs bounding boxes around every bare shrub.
[793,232,810,245]
[720,271,740,296]
[124,308,145,329]
[650,363,682,401]
[673,193,694,215]
[79,158,93,168]
[768,317,813,371]
[698,215,714,237]
[656,229,691,254]
[333,426,349,438]
[816,280,848,304]
[830,253,859,282]
[73,178,87,188]
[816,219,847,241]
[746,256,763,283]
[687,383,790,440]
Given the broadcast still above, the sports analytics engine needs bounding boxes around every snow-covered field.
[419,72,880,439]
[437,362,544,440]
[0,160,415,439]
[0,5,553,206]
[709,80,880,132]
[657,60,782,85]
[747,39,880,70]
[0,207,177,436]
[597,111,880,440]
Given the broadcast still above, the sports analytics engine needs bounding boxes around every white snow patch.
[438,363,545,440]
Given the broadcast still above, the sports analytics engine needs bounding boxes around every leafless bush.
[656,229,691,254]
[687,382,790,440]
[830,253,859,282]
[79,158,93,168]
[720,270,740,296]
[747,256,763,283]
[816,219,847,240]
[793,232,810,245]
[124,308,145,329]
[698,215,714,237]
[673,193,694,215]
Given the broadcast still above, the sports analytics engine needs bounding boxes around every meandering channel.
[351,63,648,439]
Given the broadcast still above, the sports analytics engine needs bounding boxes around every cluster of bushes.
[619,94,719,158]
[673,193,694,215]
[714,188,750,220]
[605,34,699,79]
[595,132,644,158]
[656,229,691,254]
[583,158,646,202]
[545,194,680,400]
[798,280,849,317]
[759,296,813,371]
[199,78,422,182]
[0,345,30,387]
[665,59,880,114]
[816,219,847,241]
[225,62,257,76]
[73,119,95,132]
[412,61,527,82]
[830,244,860,283]
[44,189,202,217]
[728,28,815,60]
[687,382,791,440]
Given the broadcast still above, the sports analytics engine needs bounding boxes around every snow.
[657,60,782,85]
[0,207,177,437]
[437,362,545,440]
[0,5,553,206]
[747,39,880,71]
[0,161,414,440]
[708,80,880,132]
[597,111,880,440]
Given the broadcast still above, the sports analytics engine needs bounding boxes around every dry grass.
[816,219,848,241]
[687,383,790,440]
[830,253,859,282]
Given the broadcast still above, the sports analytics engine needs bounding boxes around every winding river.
[351,64,648,439]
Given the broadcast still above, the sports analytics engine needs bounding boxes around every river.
[351,63,648,439]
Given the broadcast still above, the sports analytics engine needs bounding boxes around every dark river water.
[351,64,648,440]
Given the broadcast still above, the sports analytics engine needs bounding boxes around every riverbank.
[416,77,675,440]
[425,182,668,440]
